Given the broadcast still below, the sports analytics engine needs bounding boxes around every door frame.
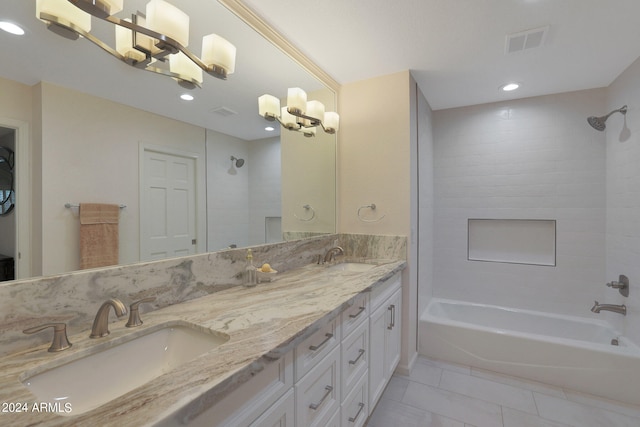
[0,117,30,279]
[139,143,206,260]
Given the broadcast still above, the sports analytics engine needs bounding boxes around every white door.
[141,148,197,261]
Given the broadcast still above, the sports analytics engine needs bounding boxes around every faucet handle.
[23,323,72,352]
[126,297,156,328]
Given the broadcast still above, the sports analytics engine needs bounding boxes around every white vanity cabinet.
[186,351,294,427]
[339,292,369,427]
[368,273,402,410]
[185,271,402,427]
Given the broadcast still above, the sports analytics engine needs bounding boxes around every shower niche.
[468,219,556,266]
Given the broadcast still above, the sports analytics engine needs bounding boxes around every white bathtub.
[418,298,640,406]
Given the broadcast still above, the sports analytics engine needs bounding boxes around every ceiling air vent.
[209,106,238,117]
[505,25,549,54]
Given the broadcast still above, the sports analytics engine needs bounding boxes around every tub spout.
[591,300,626,316]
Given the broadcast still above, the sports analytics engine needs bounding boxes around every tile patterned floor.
[366,356,640,427]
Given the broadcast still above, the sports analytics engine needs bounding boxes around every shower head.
[230,156,244,168]
[587,105,627,131]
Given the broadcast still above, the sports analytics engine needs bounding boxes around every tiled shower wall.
[431,89,608,317]
[606,56,640,343]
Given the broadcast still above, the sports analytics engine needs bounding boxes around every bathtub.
[418,298,640,406]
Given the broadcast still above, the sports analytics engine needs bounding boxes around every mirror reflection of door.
[0,131,15,281]
[141,146,197,261]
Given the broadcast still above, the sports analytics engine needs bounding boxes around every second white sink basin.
[22,325,228,415]
[326,262,377,273]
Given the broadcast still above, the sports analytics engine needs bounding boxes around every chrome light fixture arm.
[264,113,316,137]
[286,107,336,135]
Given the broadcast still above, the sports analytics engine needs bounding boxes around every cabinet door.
[368,303,388,409]
[384,288,402,376]
[341,372,368,427]
[295,346,341,427]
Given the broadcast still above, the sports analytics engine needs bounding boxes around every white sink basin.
[326,262,377,273]
[22,325,229,415]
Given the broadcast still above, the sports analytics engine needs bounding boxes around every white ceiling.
[3,0,640,138]
[242,0,640,110]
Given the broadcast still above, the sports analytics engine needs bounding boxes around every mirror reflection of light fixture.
[35,0,237,89]
[258,88,339,137]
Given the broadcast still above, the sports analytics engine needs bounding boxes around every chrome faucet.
[90,298,128,338]
[591,300,626,316]
[323,246,344,263]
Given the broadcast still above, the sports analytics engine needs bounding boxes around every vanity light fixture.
[0,21,25,35]
[258,88,339,137]
[35,0,237,90]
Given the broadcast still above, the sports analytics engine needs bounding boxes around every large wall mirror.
[0,0,336,281]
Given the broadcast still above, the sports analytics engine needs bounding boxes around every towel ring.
[357,203,386,223]
[294,204,316,221]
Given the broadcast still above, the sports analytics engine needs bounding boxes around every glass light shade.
[287,88,307,114]
[146,0,190,47]
[170,52,203,86]
[259,95,280,118]
[115,19,146,62]
[324,112,340,132]
[306,100,325,123]
[67,0,123,17]
[36,0,91,33]
[101,0,124,15]
[202,34,236,74]
[281,107,298,130]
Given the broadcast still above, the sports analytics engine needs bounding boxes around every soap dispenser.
[245,249,257,287]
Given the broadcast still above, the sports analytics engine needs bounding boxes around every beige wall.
[0,77,32,121]
[38,83,206,276]
[338,71,417,371]
[281,88,337,235]
[338,72,412,234]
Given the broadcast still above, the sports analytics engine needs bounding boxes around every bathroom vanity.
[0,257,405,426]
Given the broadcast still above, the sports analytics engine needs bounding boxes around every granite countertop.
[0,258,405,427]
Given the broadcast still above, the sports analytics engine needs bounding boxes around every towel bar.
[65,203,126,209]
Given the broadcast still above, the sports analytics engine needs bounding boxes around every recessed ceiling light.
[501,83,520,92]
[265,126,275,131]
[0,21,25,36]
[180,93,194,101]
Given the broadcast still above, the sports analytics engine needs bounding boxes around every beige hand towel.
[79,203,120,269]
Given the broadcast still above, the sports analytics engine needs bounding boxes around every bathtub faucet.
[591,301,626,316]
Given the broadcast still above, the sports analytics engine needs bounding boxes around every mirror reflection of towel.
[79,203,119,269]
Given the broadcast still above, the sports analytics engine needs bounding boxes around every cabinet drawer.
[295,345,341,427]
[341,320,368,401]
[341,372,368,427]
[340,293,368,339]
[295,317,340,381]
[188,352,293,427]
